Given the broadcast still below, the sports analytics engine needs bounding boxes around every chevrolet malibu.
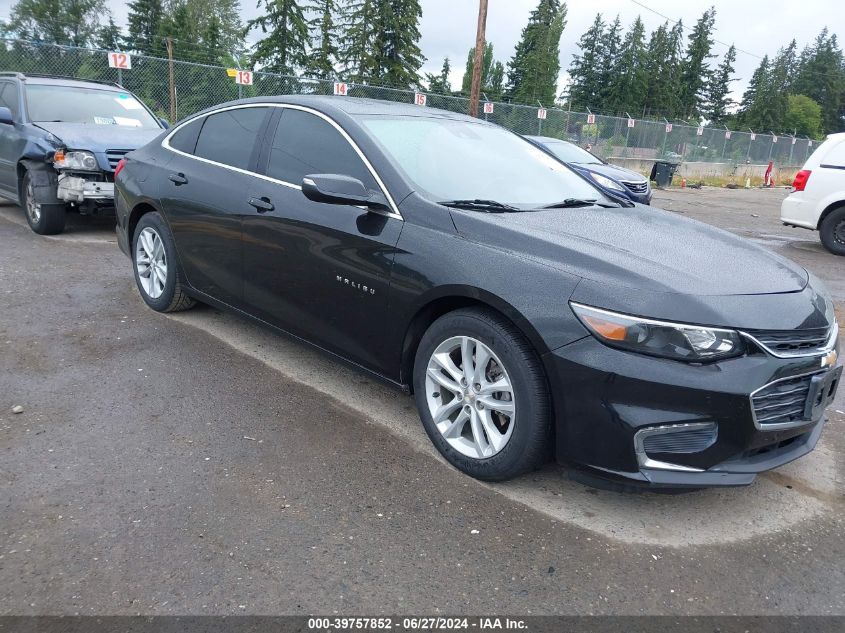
[114,97,841,488]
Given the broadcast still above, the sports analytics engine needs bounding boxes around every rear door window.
[194,107,269,171]
[266,108,378,189]
[822,141,845,168]
[168,117,204,154]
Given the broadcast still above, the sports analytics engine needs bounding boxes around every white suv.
[781,132,845,256]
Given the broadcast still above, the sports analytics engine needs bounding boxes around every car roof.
[15,74,124,91]
[197,94,485,124]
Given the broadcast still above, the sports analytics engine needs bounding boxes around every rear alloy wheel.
[132,212,196,312]
[413,308,551,481]
[819,207,845,256]
[22,171,66,235]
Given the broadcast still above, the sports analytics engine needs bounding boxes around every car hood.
[33,122,161,151]
[451,204,808,297]
[572,162,646,183]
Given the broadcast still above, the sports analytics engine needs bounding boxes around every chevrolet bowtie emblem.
[821,349,838,369]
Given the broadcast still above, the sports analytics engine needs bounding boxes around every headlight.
[589,172,625,191]
[570,302,745,361]
[53,150,99,171]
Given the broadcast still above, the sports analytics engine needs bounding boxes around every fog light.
[634,422,717,472]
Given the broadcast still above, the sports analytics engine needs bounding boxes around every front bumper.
[56,173,115,204]
[545,335,840,488]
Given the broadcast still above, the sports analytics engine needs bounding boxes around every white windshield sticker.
[94,116,116,125]
[113,116,142,127]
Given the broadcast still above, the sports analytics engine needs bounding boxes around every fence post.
[662,118,669,157]
[624,112,632,157]
[537,101,543,135]
[233,52,242,100]
[746,128,754,162]
[165,37,176,123]
[788,131,796,165]
[768,131,775,162]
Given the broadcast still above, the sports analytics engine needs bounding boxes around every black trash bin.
[650,161,679,188]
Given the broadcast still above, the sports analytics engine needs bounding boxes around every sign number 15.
[108,52,131,70]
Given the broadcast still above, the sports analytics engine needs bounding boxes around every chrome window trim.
[632,423,713,473]
[160,102,403,220]
[739,321,838,359]
[749,368,830,431]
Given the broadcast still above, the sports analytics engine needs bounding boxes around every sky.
[1,0,840,105]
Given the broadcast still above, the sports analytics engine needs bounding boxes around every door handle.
[168,173,188,185]
[248,196,274,213]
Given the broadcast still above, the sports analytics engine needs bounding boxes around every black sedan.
[114,96,841,488]
[525,135,653,204]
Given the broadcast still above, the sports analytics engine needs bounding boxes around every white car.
[781,132,845,256]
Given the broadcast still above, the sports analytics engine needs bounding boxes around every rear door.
[241,106,403,374]
[160,105,272,308]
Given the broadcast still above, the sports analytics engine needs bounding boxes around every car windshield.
[26,84,160,129]
[539,140,603,165]
[360,116,604,208]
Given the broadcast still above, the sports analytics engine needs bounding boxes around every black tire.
[413,307,551,481]
[22,170,66,235]
[819,207,845,256]
[132,211,196,313]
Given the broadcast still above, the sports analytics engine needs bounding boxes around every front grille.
[744,327,831,355]
[641,423,717,454]
[751,373,815,426]
[621,180,649,194]
[105,149,130,171]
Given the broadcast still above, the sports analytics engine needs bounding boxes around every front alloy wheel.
[413,307,551,481]
[425,336,515,459]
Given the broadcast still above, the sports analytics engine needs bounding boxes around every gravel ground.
[0,187,842,616]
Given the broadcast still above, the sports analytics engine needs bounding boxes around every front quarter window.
[361,116,604,208]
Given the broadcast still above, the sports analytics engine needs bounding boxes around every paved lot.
[0,187,843,615]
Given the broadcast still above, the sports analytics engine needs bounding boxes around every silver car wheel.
[424,336,515,459]
[25,178,41,224]
[135,227,168,299]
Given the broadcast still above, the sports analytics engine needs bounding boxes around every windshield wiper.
[439,199,521,212]
[541,198,620,209]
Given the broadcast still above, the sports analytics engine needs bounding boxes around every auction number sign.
[537,108,547,120]
[665,123,673,133]
[235,70,253,85]
[333,82,348,96]
[627,118,635,128]
[483,102,494,114]
[696,126,704,136]
[108,52,131,69]
[586,113,595,124]
[414,93,427,106]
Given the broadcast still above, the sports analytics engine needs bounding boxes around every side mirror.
[159,118,170,129]
[302,173,388,209]
[0,106,14,125]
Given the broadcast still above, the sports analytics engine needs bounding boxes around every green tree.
[97,16,123,50]
[783,94,823,138]
[566,13,604,110]
[604,15,648,115]
[596,15,621,109]
[506,0,567,105]
[305,0,339,79]
[247,0,309,74]
[460,43,504,100]
[678,6,716,120]
[337,0,378,81]
[792,28,845,134]
[738,55,780,131]
[370,0,424,87]
[7,0,106,46]
[126,0,163,54]
[704,44,736,124]
[426,57,451,93]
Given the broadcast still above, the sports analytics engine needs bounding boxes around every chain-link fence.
[0,37,818,167]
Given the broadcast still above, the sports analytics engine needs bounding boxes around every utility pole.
[166,37,176,123]
[468,0,488,118]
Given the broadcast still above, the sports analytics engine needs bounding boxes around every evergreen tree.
[97,16,123,50]
[247,0,309,74]
[792,28,845,133]
[738,55,780,131]
[565,13,605,110]
[506,0,567,105]
[604,16,648,115]
[596,15,621,109]
[643,21,675,117]
[370,0,424,87]
[460,43,504,100]
[8,0,106,46]
[337,0,378,81]
[678,6,716,120]
[305,0,339,79]
[704,44,736,123]
[126,0,164,54]
[425,57,450,93]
